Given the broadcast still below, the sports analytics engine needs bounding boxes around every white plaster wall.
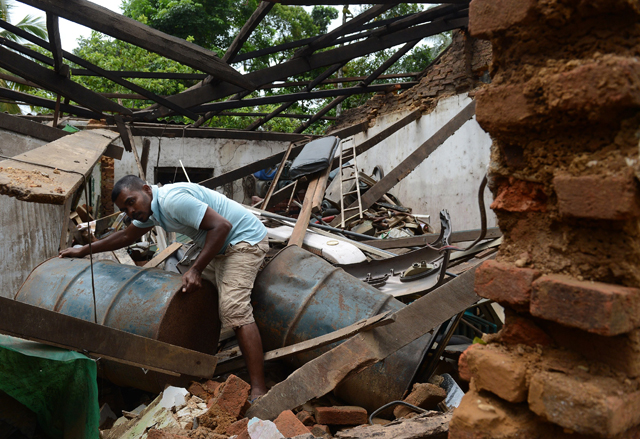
[113,137,291,203]
[352,94,496,233]
[0,128,47,157]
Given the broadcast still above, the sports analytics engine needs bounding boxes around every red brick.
[314,406,368,426]
[147,430,189,439]
[490,177,547,214]
[274,410,310,438]
[543,322,640,378]
[203,380,222,397]
[310,424,331,436]
[462,344,529,403]
[458,344,481,382]
[475,85,539,138]
[393,383,446,418]
[475,260,542,310]
[187,382,209,400]
[554,173,640,220]
[497,312,553,347]
[296,410,315,426]
[531,274,640,336]
[211,374,251,419]
[449,387,557,439]
[528,370,640,437]
[469,0,538,39]
[545,57,640,123]
[226,418,249,437]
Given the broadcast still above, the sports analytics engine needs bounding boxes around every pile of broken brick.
[103,373,453,439]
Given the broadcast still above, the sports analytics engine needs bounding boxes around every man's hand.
[59,246,87,258]
[182,267,203,293]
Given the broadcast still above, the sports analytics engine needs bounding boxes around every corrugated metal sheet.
[0,195,64,297]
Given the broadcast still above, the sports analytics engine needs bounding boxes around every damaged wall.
[112,136,292,203]
[450,0,640,437]
[332,31,496,232]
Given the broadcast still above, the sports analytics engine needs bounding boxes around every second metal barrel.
[15,257,221,392]
[253,246,431,412]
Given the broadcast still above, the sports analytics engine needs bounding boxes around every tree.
[0,0,48,113]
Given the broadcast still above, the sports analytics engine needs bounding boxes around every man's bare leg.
[235,322,267,400]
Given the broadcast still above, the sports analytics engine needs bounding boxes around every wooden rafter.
[0,19,199,120]
[223,1,274,63]
[142,14,468,120]
[18,0,255,90]
[0,87,102,119]
[0,45,129,115]
[45,13,65,75]
[295,39,420,133]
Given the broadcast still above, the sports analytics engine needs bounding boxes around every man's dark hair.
[112,175,146,202]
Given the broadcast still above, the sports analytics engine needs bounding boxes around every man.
[59,175,269,400]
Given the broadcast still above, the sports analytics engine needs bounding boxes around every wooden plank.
[45,13,65,75]
[129,125,315,142]
[311,158,334,214]
[0,87,102,119]
[0,129,119,205]
[361,227,502,249]
[295,4,396,58]
[0,296,217,378]
[191,82,417,113]
[287,177,320,248]
[246,257,482,420]
[0,112,67,142]
[0,45,130,115]
[142,16,468,119]
[262,142,294,210]
[113,248,136,266]
[331,102,476,226]
[144,242,182,268]
[19,0,254,90]
[215,311,395,375]
[222,1,274,63]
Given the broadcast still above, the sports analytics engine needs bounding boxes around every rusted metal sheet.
[252,246,432,412]
[14,257,220,392]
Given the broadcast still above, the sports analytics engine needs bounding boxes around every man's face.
[115,185,153,222]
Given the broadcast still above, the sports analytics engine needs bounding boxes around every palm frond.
[14,14,48,40]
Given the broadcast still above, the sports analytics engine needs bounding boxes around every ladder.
[338,137,364,228]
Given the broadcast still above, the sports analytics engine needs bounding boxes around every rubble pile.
[101,372,458,439]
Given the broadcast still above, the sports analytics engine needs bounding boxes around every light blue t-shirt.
[133,183,267,254]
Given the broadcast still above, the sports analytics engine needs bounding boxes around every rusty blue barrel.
[253,246,432,412]
[15,257,220,393]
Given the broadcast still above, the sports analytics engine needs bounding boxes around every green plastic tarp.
[0,334,99,439]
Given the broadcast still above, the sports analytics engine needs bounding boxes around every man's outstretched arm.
[181,206,232,293]
[59,224,153,258]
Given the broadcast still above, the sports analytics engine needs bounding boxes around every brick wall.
[449,1,640,438]
[331,29,492,130]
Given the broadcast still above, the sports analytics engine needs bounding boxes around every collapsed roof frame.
[1,0,470,135]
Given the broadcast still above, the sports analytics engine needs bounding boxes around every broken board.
[246,260,484,420]
[0,128,120,204]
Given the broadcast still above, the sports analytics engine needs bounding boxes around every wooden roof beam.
[0,87,102,119]
[223,1,274,63]
[0,45,130,115]
[140,14,468,120]
[17,0,255,90]
[0,18,199,120]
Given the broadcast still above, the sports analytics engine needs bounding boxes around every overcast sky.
[9,0,123,51]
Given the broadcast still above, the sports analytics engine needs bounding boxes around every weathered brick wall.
[449,1,640,438]
[330,30,492,130]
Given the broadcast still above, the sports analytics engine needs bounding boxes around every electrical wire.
[0,154,99,323]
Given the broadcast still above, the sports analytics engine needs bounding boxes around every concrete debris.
[335,412,452,439]
[161,387,190,411]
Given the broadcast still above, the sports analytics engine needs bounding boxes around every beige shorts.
[201,237,269,329]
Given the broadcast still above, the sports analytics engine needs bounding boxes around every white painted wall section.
[350,94,496,233]
[113,137,291,202]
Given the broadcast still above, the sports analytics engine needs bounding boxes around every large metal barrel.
[253,246,432,412]
[15,257,220,393]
